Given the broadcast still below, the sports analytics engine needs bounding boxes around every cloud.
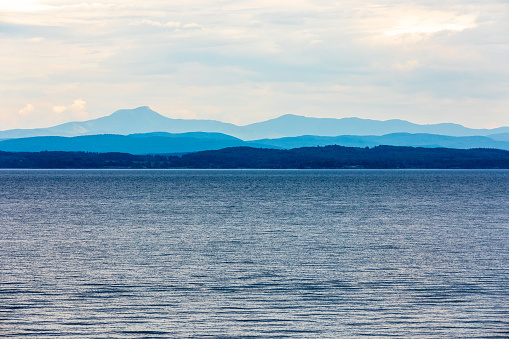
[392,60,420,71]
[52,105,67,114]
[135,19,202,31]
[2,100,88,129]
[52,99,88,121]
[384,12,477,37]
[138,19,182,28]
[0,0,508,129]
[0,0,50,12]
[182,23,202,29]
[18,103,35,116]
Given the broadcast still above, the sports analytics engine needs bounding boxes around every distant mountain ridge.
[255,133,509,150]
[1,106,508,140]
[0,132,272,154]
[2,131,509,154]
[246,114,509,138]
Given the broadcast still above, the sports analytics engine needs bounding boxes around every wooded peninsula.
[2,145,509,169]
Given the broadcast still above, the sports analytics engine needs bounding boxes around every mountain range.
[2,131,509,154]
[1,106,509,154]
[2,106,509,140]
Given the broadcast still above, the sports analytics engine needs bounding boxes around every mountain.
[0,106,256,140]
[488,133,509,142]
[246,114,509,138]
[2,131,509,154]
[1,106,509,140]
[254,133,509,150]
[0,132,275,154]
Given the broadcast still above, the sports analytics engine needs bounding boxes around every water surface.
[1,170,508,338]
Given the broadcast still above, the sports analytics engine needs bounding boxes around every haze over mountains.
[1,106,509,154]
[2,132,509,154]
[0,133,261,154]
[2,106,509,140]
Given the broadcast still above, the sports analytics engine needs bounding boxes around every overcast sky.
[1,0,508,129]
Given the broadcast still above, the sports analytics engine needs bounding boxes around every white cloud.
[385,12,477,36]
[52,99,88,120]
[0,0,50,12]
[138,19,181,28]
[182,23,202,29]
[393,60,420,71]
[18,103,35,116]
[52,105,67,114]
[2,100,88,129]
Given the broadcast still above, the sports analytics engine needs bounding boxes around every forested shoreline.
[1,145,509,169]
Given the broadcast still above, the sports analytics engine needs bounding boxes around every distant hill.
[254,133,509,151]
[2,131,509,154]
[0,132,274,154]
[488,133,509,142]
[1,106,509,140]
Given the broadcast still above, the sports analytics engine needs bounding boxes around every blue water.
[1,170,508,338]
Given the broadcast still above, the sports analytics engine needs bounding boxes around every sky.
[1,0,508,130]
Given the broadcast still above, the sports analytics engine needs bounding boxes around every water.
[1,169,508,338]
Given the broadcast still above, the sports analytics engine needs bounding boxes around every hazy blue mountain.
[0,106,257,140]
[1,106,509,140]
[254,133,509,150]
[0,132,275,154]
[128,131,241,140]
[2,131,509,154]
[488,133,509,142]
[245,114,509,138]
[373,134,509,149]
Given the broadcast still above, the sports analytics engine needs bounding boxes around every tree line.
[1,145,509,169]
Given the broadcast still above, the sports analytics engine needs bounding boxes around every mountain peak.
[109,106,160,117]
[132,106,153,112]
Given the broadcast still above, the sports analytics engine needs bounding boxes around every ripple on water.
[0,169,508,338]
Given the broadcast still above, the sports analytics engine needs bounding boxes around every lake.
[1,170,508,338]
